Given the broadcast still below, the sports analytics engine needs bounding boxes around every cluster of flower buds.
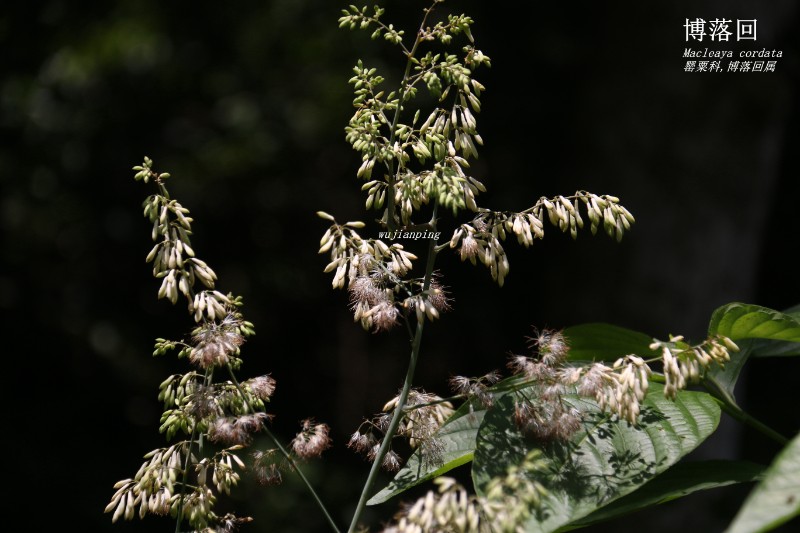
[381,477,481,533]
[291,418,332,460]
[189,313,247,368]
[181,485,216,529]
[136,158,249,334]
[507,329,587,441]
[566,333,736,424]
[448,193,635,286]
[349,275,401,332]
[481,450,549,532]
[588,356,651,425]
[349,389,454,471]
[106,444,184,522]
[449,371,501,409]
[402,279,451,324]
[318,214,417,289]
[342,6,490,229]
[196,450,245,496]
[319,213,455,332]
[652,334,737,400]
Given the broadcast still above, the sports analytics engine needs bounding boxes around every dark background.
[1,0,797,531]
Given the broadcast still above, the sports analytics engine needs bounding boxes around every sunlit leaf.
[705,303,800,404]
[472,384,720,533]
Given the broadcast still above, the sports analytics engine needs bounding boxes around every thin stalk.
[715,398,789,446]
[174,426,197,533]
[226,366,341,533]
[175,368,213,533]
[384,5,436,231]
[347,204,439,533]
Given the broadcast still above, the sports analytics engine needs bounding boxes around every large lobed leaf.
[472,383,721,533]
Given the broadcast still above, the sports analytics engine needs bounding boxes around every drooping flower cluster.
[320,215,453,333]
[106,445,248,530]
[506,329,586,441]
[110,159,332,532]
[481,450,550,532]
[381,477,482,533]
[652,334,737,399]
[349,389,454,471]
[449,371,501,409]
[189,313,247,368]
[449,192,635,286]
[292,418,333,460]
[573,357,651,425]
[565,334,737,423]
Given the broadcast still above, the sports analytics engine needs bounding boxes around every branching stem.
[347,203,439,533]
[385,4,436,232]
[225,366,341,533]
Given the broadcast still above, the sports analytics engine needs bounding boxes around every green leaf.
[367,405,485,505]
[705,303,800,403]
[563,323,657,362]
[702,339,754,407]
[472,383,720,533]
[726,432,800,533]
[368,376,529,505]
[708,303,800,343]
[750,338,800,357]
[750,305,800,357]
[565,460,765,530]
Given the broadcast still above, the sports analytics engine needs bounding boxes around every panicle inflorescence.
[252,449,285,486]
[189,314,246,368]
[448,193,635,286]
[381,477,482,533]
[320,215,455,333]
[349,388,454,471]
[449,371,501,408]
[111,158,332,531]
[566,333,736,425]
[329,2,640,531]
[292,418,333,460]
[652,334,737,400]
[506,329,588,441]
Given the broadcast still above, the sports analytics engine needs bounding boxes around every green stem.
[347,204,439,533]
[226,366,341,533]
[700,376,789,445]
[175,368,213,533]
[384,4,436,232]
[174,427,197,533]
[715,398,789,446]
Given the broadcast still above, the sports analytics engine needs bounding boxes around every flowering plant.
[107,2,800,532]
